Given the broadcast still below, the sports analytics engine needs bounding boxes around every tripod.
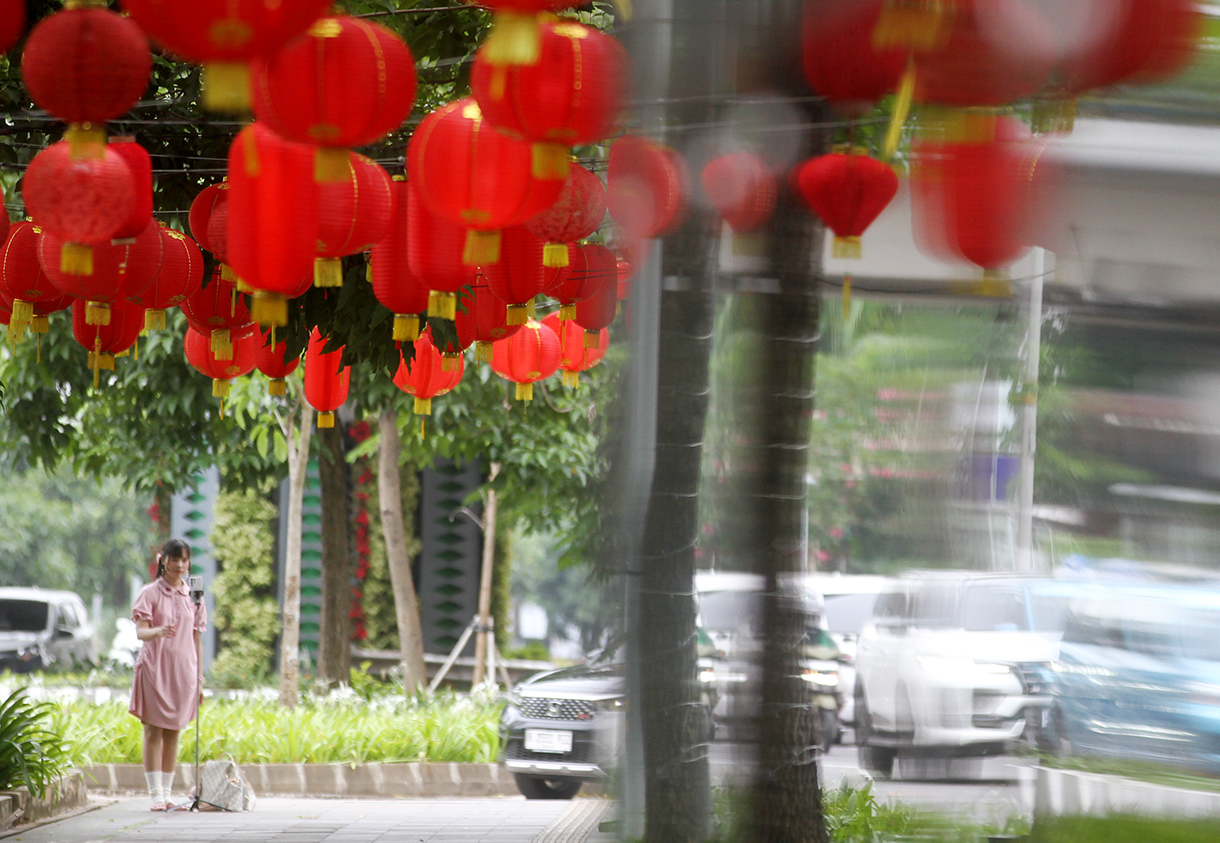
[187,589,203,812]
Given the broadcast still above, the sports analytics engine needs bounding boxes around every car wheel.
[854,687,895,779]
[513,774,583,800]
[1050,706,1073,757]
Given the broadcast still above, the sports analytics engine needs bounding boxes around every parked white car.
[0,587,96,672]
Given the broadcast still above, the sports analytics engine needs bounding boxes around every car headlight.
[917,656,1012,676]
[698,667,717,684]
[596,697,626,713]
[802,668,839,687]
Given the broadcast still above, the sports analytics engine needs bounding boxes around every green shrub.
[0,689,71,797]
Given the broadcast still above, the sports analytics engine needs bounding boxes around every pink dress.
[128,578,207,730]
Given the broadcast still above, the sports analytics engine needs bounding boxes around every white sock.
[146,771,162,804]
[162,771,175,803]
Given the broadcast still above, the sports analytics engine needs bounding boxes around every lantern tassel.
[843,274,852,320]
[91,337,101,388]
[872,0,949,51]
[833,236,863,260]
[64,123,106,161]
[393,314,421,342]
[211,329,233,360]
[35,333,41,364]
[559,303,576,320]
[252,292,289,327]
[414,396,432,416]
[515,382,534,402]
[30,316,48,334]
[85,301,111,326]
[144,309,167,334]
[1031,98,1077,136]
[213,379,230,398]
[527,299,537,320]
[506,304,528,326]
[542,243,570,268]
[269,379,287,397]
[428,290,457,321]
[314,257,344,288]
[11,299,33,329]
[562,371,580,389]
[318,411,336,429]
[202,62,252,114]
[884,59,916,161]
[463,229,501,266]
[476,341,492,363]
[483,11,543,65]
[315,148,350,184]
[583,330,599,349]
[61,243,94,276]
[532,143,571,180]
[441,353,460,373]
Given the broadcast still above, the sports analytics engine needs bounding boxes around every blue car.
[1046,583,1220,774]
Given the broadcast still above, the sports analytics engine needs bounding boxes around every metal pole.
[1015,248,1047,572]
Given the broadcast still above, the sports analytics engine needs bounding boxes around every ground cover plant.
[0,689,71,797]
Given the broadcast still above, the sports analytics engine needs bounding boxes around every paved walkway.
[0,796,614,843]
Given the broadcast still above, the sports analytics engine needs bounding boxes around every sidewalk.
[0,795,615,843]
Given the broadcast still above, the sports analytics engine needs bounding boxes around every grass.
[1038,753,1220,795]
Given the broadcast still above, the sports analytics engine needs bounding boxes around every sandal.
[150,802,167,812]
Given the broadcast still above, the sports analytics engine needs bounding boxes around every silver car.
[0,587,96,673]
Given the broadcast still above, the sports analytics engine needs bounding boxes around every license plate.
[524,729,573,753]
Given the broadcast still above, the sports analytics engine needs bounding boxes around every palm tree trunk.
[317,423,352,686]
[278,395,312,708]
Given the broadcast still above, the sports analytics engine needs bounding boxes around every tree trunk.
[376,408,427,692]
[278,397,313,708]
[472,463,500,687]
[317,423,352,686]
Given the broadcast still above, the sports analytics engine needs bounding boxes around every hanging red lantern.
[181,268,254,359]
[370,177,430,342]
[21,4,151,157]
[802,0,906,113]
[792,148,899,259]
[701,152,777,233]
[128,226,205,333]
[184,323,257,411]
[314,153,394,287]
[573,266,617,346]
[108,139,154,241]
[615,255,634,302]
[0,1,24,55]
[392,328,463,415]
[22,141,135,277]
[40,221,163,326]
[480,226,550,327]
[478,0,572,66]
[118,0,333,112]
[1061,0,1200,95]
[471,19,626,181]
[551,243,615,320]
[607,135,688,242]
[405,180,478,321]
[253,326,300,396]
[0,187,8,247]
[543,310,606,388]
[524,161,606,267]
[1,221,64,334]
[456,281,523,363]
[407,97,563,270]
[72,298,144,387]
[490,317,561,402]
[225,123,320,327]
[304,328,350,428]
[188,182,227,254]
[252,16,416,182]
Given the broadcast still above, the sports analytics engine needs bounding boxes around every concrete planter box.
[0,770,89,830]
[80,762,519,799]
[1034,765,1220,818]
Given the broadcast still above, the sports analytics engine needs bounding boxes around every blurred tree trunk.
[318,423,353,686]
[278,395,313,708]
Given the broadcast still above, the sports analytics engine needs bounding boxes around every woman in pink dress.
[128,539,206,811]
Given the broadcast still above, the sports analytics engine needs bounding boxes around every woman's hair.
[155,538,191,580]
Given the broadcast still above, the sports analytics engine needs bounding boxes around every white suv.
[853,572,1077,778]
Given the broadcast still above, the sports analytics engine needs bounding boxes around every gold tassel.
[252,292,288,327]
[61,243,94,276]
[515,382,534,401]
[833,236,863,259]
[143,309,167,334]
[562,371,580,388]
[421,417,426,439]
[211,328,233,360]
[884,59,916,161]
[11,299,33,328]
[90,337,101,388]
[219,396,226,419]
[393,314,421,342]
[527,299,536,320]
[269,379,287,397]
[843,275,852,319]
[242,127,261,177]
[428,290,457,320]
[873,0,949,51]
[29,316,48,334]
[133,337,139,361]
[212,379,230,398]
[414,396,433,415]
[202,62,252,114]
[612,0,633,20]
[583,330,599,349]
[98,353,115,371]
[532,143,570,180]
[483,11,543,65]
[315,148,350,183]
[314,257,343,288]
[490,64,508,100]
[220,264,239,284]
[35,333,41,363]
[64,123,106,161]
[317,411,336,429]
[476,341,492,363]
[559,303,576,320]
[542,243,569,268]
[441,352,460,372]
[463,229,501,266]
[506,303,528,326]
[1031,98,1077,135]
[85,301,111,326]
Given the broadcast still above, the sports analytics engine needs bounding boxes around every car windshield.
[823,593,879,635]
[958,584,1072,633]
[0,599,49,632]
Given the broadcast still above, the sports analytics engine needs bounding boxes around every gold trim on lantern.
[562,370,580,388]
[532,143,570,180]
[61,243,94,276]
[428,289,457,320]
[463,229,501,266]
[833,236,863,260]
[314,257,344,288]
[542,243,570,268]
[515,382,534,401]
[317,411,336,429]
[476,341,492,363]
[64,123,106,161]
[506,303,528,326]
[413,396,433,415]
[252,291,288,327]
[393,314,421,342]
[211,328,233,360]
[202,62,252,114]
[85,301,111,326]
[483,10,543,65]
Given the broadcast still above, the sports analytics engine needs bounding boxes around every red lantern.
[225,123,320,327]
[552,243,615,320]
[1,221,64,334]
[118,0,333,112]
[543,310,606,388]
[490,318,561,402]
[188,183,227,254]
[792,148,899,259]
[607,135,688,242]
[184,323,257,406]
[0,1,24,55]
[314,153,394,287]
[252,16,416,182]
[478,0,572,66]
[108,139,154,241]
[304,328,350,428]
[0,187,8,247]
[615,256,633,303]
[480,226,550,327]
[802,0,906,113]
[370,178,431,342]
[524,162,606,267]
[22,141,135,277]
[472,20,626,180]
[72,298,144,387]
[573,267,617,345]
[253,326,300,396]
[392,328,463,415]
[21,5,150,156]
[181,269,254,360]
[407,97,564,270]
[1061,0,1200,94]
[405,180,477,321]
[457,281,523,363]
[40,221,163,326]
[128,226,205,333]
[701,152,777,233]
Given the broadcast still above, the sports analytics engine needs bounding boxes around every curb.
[0,771,89,830]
